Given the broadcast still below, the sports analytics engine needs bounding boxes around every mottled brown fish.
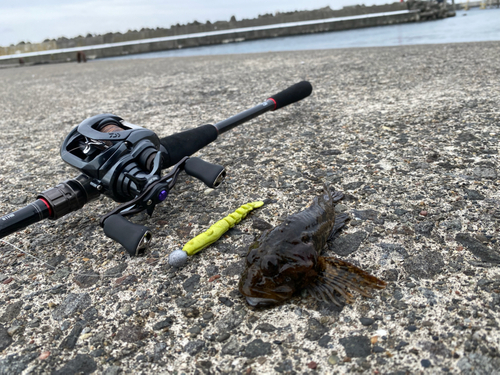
[238,189,386,307]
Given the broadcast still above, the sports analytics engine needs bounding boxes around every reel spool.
[60,114,164,203]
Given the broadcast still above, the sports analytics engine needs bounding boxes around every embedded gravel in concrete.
[0,42,499,374]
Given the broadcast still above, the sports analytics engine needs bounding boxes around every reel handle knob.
[185,157,226,188]
[102,214,152,256]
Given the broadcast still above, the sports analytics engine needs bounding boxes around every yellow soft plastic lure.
[183,201,264,256]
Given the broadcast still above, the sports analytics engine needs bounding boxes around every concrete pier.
[0,41,499,374]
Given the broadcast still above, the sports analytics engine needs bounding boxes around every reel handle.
[184,157,226,188]
[102,214,152,256]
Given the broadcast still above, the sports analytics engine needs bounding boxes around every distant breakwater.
[0,1,457,66]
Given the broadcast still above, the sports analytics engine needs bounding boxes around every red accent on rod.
[268,98,277,111]
[39,198,52,217]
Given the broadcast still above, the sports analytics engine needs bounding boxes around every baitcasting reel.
[47,114,225,255]
[0,81,313,256]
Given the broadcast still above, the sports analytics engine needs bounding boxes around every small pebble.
[359,317,375,326]
[208,275,220,282]
[7,325,22,336]
[421,359,431,368]
[216,332,230,342]
[307,361,317,369]
[202,312,214,321]
[328,354,340,365]
[38,351,50,360]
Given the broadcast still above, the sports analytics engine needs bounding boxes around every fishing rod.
[0,81,312,256]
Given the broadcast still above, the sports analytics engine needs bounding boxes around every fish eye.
[247,249,259,265]
[261,256,279,277]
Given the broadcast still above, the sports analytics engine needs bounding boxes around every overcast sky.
[0,0,396,46]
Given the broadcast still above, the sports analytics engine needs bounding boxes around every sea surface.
[101,8,500,61]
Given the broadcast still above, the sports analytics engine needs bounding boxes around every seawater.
[101,8,500,61]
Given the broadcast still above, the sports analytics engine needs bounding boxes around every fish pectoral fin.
[327,213,350,241]
[330,190,344,203]
[308,256,386,305]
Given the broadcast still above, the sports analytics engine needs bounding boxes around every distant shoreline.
[98,9,499,62]
[0,1,455,66]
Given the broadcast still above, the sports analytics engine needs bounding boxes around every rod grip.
[268,81,312,110]
[159,124,218,169]
[102,215,152,256]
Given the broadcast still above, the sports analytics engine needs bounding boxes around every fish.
[238,189,386,307]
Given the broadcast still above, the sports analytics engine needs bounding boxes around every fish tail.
[307,257,386,305]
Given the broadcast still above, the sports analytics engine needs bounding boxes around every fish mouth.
[245,297,279,307]
[240,281,294,307]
